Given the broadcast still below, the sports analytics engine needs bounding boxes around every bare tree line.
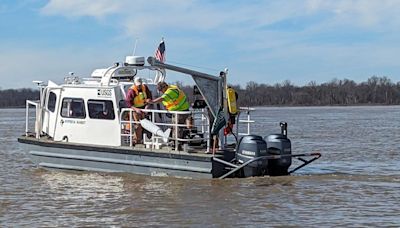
[1,76,399,108]
[0,88,39,108]
[229,76,400,106]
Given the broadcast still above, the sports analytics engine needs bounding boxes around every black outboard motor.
[235,135,268,177]
[264,122,292,176]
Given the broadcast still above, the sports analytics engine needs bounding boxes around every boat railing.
[25,100,41,139]
[120,108,211,152]
[236,107,256,136]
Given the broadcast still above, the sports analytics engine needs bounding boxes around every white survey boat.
[18,54,320,179]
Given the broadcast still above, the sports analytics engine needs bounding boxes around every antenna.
[133,38,138,56]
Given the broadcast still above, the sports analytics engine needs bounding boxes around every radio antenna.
[133,38,138,56]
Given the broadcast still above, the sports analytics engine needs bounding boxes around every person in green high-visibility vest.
[149,82,189,111]
[147,82,190,144]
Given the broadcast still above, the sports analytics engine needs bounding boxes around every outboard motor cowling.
[264,122,292,176]
[236,135,268,177]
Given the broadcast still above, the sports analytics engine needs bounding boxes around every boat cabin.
[27,56,229,151]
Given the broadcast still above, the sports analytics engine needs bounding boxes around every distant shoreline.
[2,76,400,107]
[0,106,26,109]
[2,104,399,110]
[251,103,400,108]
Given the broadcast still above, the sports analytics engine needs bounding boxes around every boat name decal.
[62,119,86,125]
[242,150,256,156]
[97,89,112,97]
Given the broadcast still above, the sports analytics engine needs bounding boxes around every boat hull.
[18,136,224,179]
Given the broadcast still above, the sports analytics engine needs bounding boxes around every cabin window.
[61,98,86,119]
[47,92,57,112]
[88,99,115,120]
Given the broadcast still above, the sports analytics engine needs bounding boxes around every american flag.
[155,39,166,63]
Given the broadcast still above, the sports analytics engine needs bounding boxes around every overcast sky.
[1,0,400,89]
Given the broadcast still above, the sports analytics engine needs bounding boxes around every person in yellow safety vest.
[125,77,152,144]
[147,82,190,143]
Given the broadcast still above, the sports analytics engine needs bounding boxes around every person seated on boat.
[125,77,152,144]
[146,82,190,145]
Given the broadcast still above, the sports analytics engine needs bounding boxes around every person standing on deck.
[125,77,152,144]
[146,82,190,142]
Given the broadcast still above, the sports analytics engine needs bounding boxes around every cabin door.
[42,87,61,138]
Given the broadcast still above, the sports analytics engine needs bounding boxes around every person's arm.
[125,89,133,108]
[144,85,153,109]
[147,96,164,104]
[145,85,153,100]
[132,106,142,113]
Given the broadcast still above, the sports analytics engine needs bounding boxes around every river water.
[1,106,400,227]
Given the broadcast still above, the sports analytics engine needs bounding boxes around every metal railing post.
[174,112,178,151]
[129,110,133,147]
[25,100,29,136]
[247,111,250,135]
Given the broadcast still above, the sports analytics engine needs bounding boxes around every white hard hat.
[134,77,143,86]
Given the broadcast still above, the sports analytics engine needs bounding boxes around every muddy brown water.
[1,106,400,226]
